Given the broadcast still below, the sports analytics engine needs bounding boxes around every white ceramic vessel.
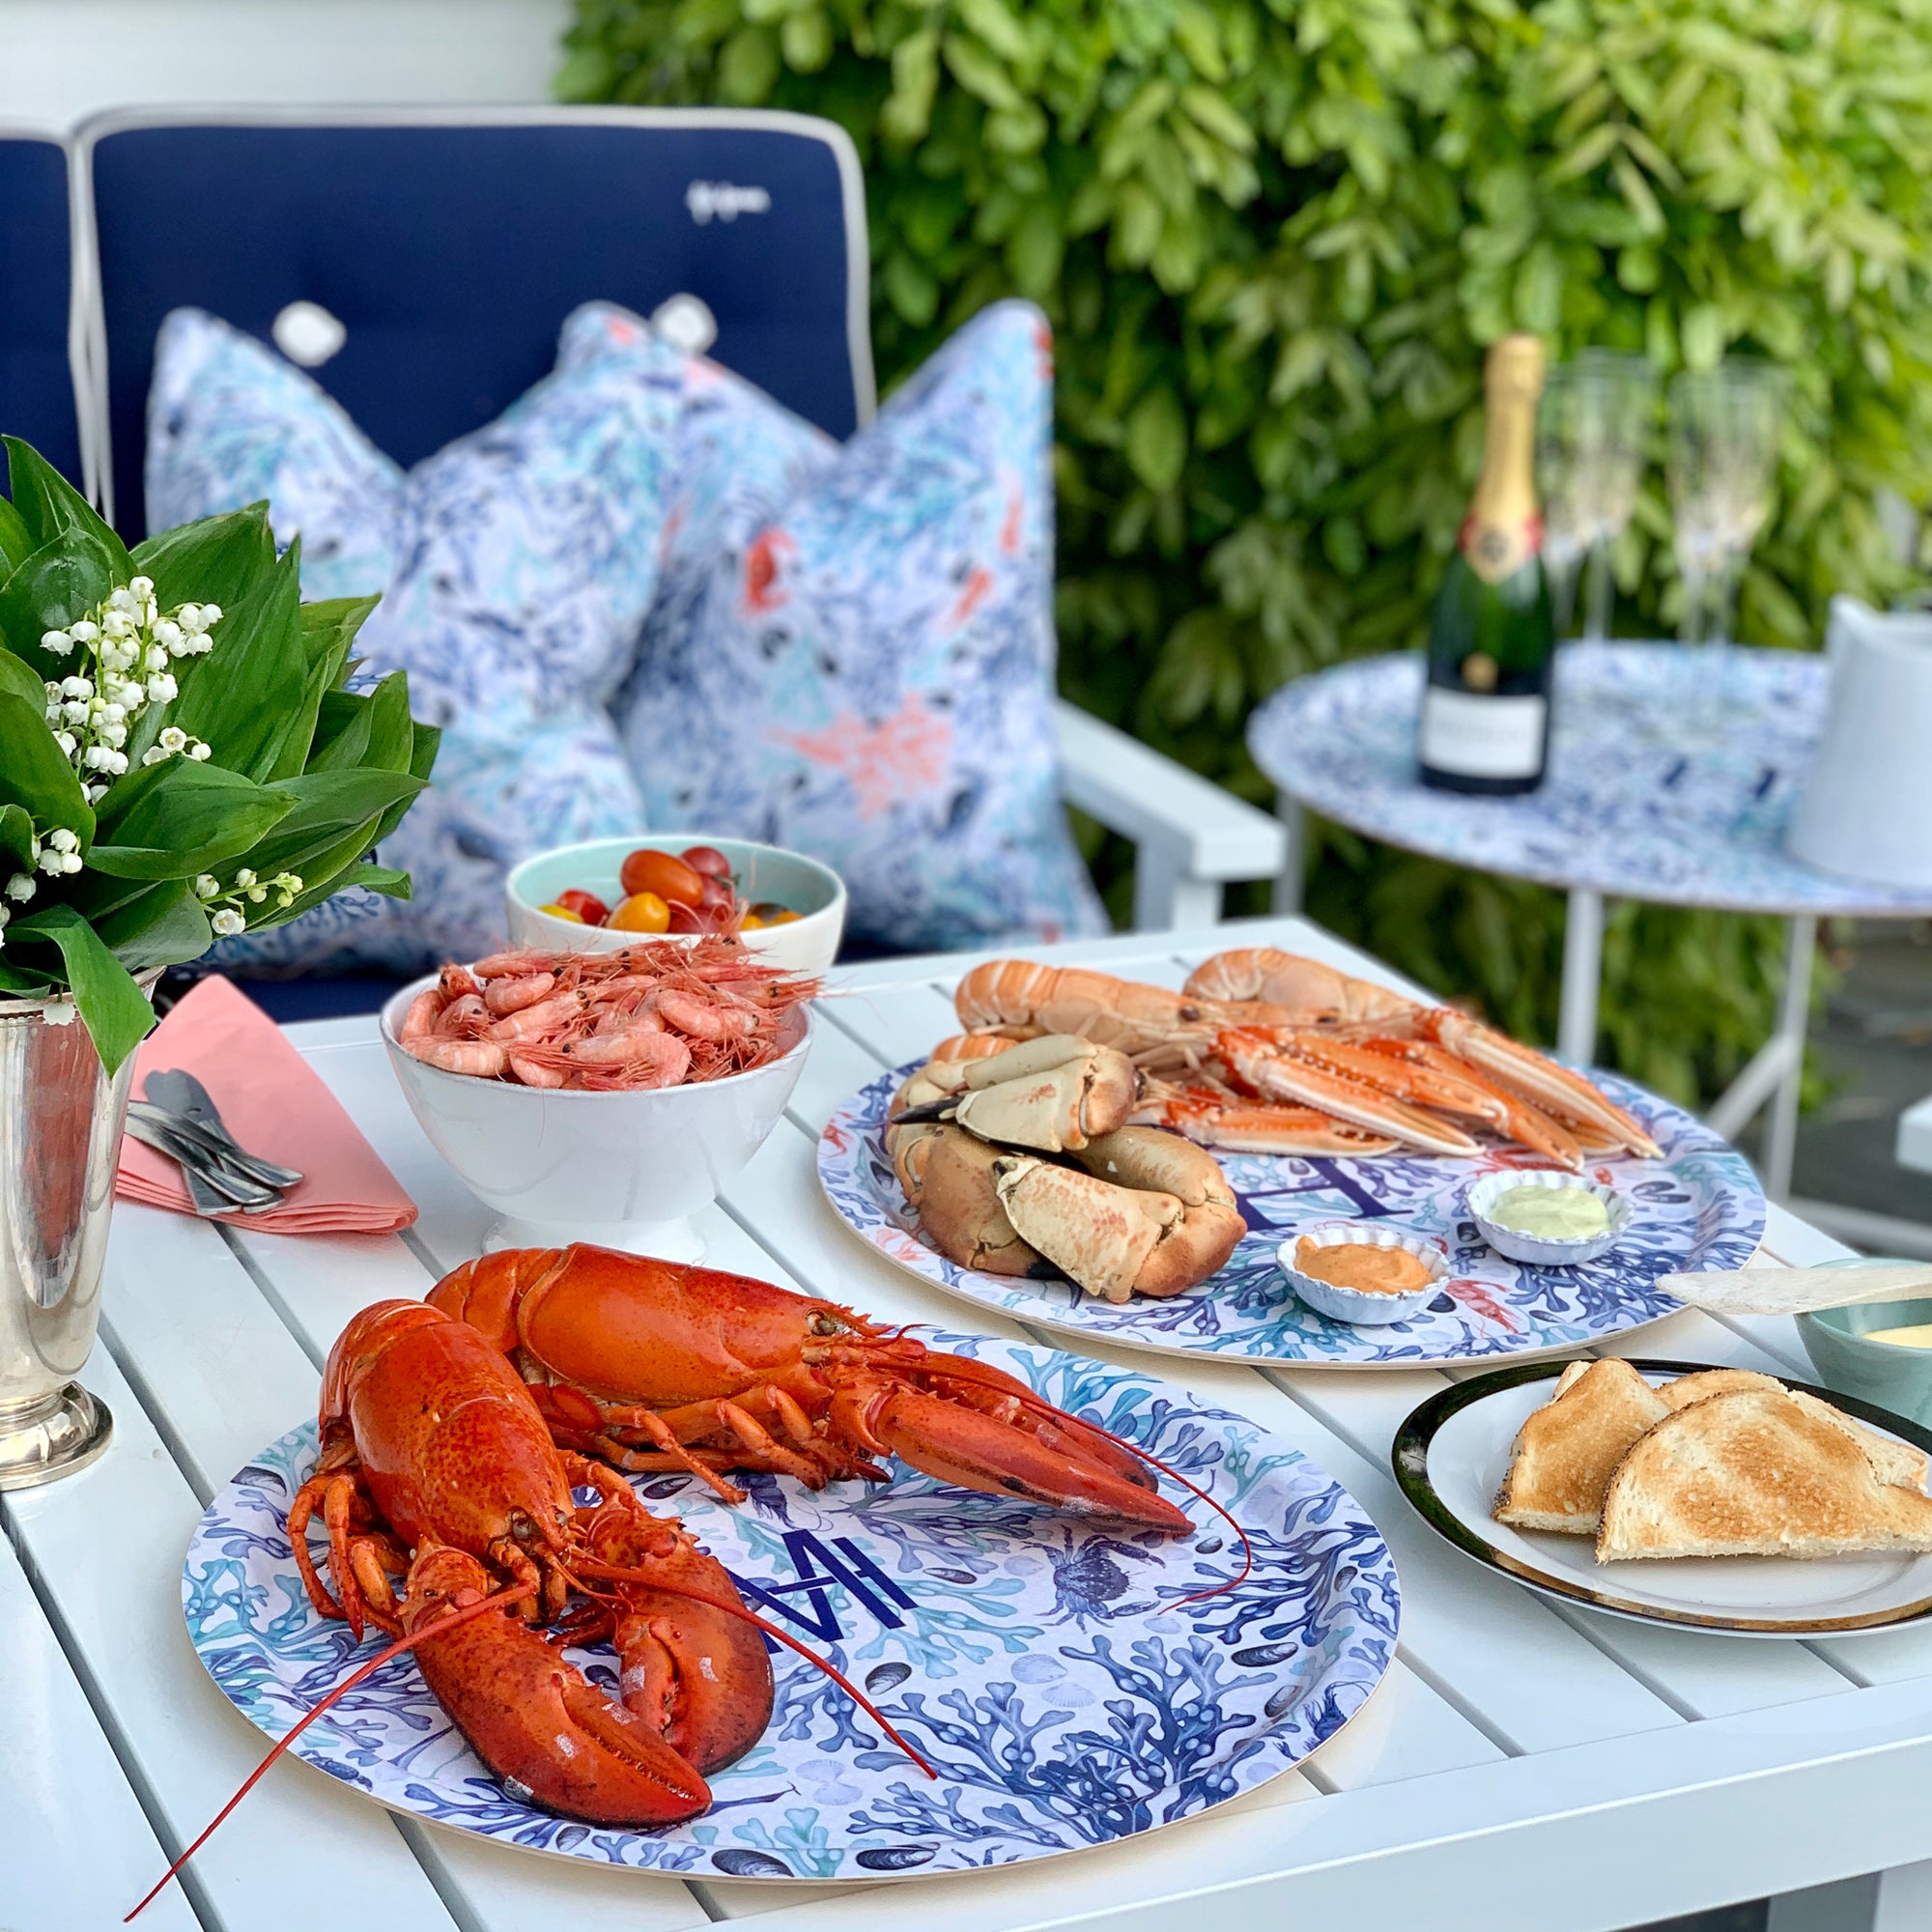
[380,976,810,1260]
[504,835,846,977]
[1275,1222,1449,1326]
[1465,1168,1632,1267]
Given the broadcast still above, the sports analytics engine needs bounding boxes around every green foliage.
[562,0,1932,1102]
[0,440,435,1071]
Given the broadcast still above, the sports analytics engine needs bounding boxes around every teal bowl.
[1798,1263,1932,1430]
[503,835,846,977]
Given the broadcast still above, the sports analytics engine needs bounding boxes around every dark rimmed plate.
[1392,1357,1932,1637]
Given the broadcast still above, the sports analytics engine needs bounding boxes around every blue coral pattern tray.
[818,1064,1765,1369]
[185,1335,1398,1882]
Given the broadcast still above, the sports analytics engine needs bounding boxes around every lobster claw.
[403,1547,712,1826]
[582,1506,776,1776]
[832,1380,1192,1535]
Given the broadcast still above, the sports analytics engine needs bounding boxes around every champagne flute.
[1536,352,1658,641]
[1535,366,1595,637]
[1667,362,1783,712]
[1576,350,1657,640]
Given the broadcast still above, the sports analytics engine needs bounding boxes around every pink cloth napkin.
[116,976,416,1234]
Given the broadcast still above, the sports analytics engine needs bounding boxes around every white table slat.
[3,1340,460,1932]
[99,1209,711,1932]
[0,1529,200,1932]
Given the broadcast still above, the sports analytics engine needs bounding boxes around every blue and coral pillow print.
[611,299,1106,952]
[145,303,683,970]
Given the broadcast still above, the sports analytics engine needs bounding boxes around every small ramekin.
[1465,1169,1632,1267]
[1277,1222,1449,1326]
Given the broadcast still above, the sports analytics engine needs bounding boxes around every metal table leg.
[1761,912,1817,1202]
[1272,794,1306,918]
[1768,1857,1932,1932]
[1557,888,1604,1064]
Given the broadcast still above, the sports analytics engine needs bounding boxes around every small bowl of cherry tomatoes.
[504,835,846,976]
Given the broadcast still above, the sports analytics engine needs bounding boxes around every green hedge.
[560,0,1932,1103]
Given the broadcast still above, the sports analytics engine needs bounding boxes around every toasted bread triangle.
[1494,1359,1669,1535]
[1662,1371,1930,1491]
[1597,1388,1932,1563]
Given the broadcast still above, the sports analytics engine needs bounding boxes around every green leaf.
[0,529,118,681]
[0,802,34,877]
[9,902,155,1073]
[0,643,49,711]
[247,858,411,931]
[1124,386,1189,491]
[87,757,295,879]
[129,503,277,615]
[165,538,306,781]
[93,877,214,971]
[0,691,92,841]
[236,767,426,891]
[3,439,131,582]
[0,492,30,577]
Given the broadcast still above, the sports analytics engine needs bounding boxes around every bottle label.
[1420,689,1548,779]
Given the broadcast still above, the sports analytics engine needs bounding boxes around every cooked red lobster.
[130,1295,932,1920]
[288,1298,777,1822]
[427,1244,1192,1536]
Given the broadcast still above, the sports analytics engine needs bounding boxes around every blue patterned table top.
[185,1334,1398,1882]
[1249,642,1932,915]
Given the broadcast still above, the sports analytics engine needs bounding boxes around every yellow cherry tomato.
[739,913,765,930]
[768,909,802,925]
[609,890,671,934]
[539,901,584,923]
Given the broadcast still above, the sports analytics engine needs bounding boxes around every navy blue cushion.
[0,134,82,490]
[88,115,867,538]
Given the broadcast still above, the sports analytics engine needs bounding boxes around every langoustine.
[950,951,1662,1165]
[397,939,816,1091]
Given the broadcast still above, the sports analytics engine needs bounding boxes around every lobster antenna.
[573,1560,937,1779]
[910,1357,1254,1605]
[126,1581,536,1922]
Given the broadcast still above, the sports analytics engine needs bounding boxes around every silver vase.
[0,989,142,1488]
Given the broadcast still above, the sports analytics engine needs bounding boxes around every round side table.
[1249,642,1932,1201]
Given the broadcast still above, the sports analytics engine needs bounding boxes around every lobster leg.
[402,1546,713,1826]
[830,1378,1191,1534]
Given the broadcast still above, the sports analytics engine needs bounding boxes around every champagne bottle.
[1417,333,1556,795]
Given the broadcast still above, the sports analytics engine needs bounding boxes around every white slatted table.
[8,916,1932,1932]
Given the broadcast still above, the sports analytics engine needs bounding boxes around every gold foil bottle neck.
[1484,333,1547,406]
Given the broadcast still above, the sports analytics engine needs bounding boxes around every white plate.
[1392,1358,1932,1635]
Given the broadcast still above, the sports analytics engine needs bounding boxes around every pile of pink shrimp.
[395,940,818,1090]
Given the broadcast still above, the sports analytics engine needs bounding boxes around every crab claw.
[403,1547,712,1825]
[830,1379,1192,1535]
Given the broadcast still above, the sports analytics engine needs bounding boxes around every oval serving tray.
[185,1333,1398,1882]
[1392,1357,1932,1637]
[818,1063,1764,1370]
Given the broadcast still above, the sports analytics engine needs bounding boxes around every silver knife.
[142,1069,305,1187]
[124,1115,279,1215]
[128,1100,302,1193]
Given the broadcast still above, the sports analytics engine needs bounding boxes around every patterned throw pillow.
[611,299,1106,952]
[145,304,682,969]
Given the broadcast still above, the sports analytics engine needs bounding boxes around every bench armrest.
[1053,699,1287,930]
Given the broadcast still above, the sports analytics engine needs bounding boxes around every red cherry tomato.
[608,891,671,934]
[618,847,705,908]
[554,888,610,925]
[699,873,736,913]
[680,845,732,880]
[666,899,706,934]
